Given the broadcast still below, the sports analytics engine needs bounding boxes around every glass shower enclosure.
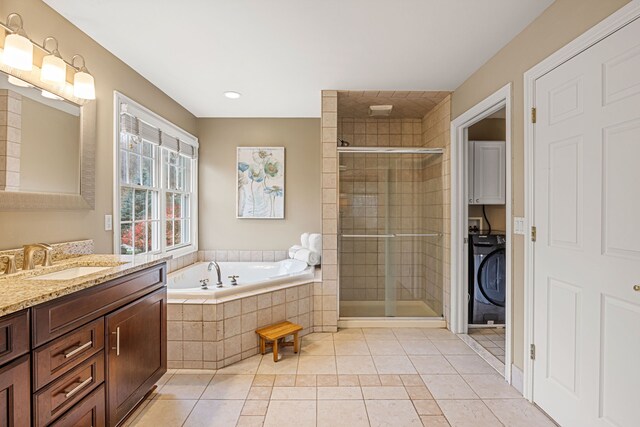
[338,147,445,318]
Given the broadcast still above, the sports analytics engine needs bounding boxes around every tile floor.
[125,328,554,427]
[468,328,506,363]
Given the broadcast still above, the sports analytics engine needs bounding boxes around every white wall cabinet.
[468,140,505,205]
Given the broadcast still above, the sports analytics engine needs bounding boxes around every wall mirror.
[0,70,96,210]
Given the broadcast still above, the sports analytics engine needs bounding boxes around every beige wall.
[0,0,196,251]
[197,118,321,250]
[451,0,630,369]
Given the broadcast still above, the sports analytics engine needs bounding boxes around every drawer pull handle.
[111,327,120,356]
[63,341,93,359]
[64,376,93,399]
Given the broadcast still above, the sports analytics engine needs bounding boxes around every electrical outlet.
[514,217,526,235]
[104,214,113,231]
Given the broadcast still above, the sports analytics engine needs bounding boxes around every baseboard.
[511,364,524,394]
[337,318,447,328]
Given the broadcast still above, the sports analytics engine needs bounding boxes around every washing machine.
[468,233,506,324]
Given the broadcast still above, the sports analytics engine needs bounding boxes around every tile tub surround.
[0,253,171,316]
[0,239,94,272]
[197,249,289,263]
[123,328,555,427]
[167,282,315,369]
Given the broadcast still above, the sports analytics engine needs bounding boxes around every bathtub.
[167,259,315,299]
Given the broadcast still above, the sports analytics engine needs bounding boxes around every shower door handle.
[394,233,442,238]
[341,234,395,238]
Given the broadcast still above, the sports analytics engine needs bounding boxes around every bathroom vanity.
[0,256,168,427]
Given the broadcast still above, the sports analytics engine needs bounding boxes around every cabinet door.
[105,288,166,427]
[472,141,506,204]
[0,355,30,427]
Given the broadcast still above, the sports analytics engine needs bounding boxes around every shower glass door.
[338,148,444,318]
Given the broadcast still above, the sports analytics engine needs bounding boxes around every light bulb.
[73,70,95,100]
[41,90,63,100]
[41,54,66,85]
[7,75,31,88]
[3,32,33,71]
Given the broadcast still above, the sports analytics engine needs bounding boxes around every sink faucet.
[207,261,224,288]
[0,254,17,274]
[23,243,53,270]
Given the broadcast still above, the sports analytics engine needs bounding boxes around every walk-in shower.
[338,146,445,319]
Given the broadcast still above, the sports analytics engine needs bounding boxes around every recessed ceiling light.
[224,91,241,99]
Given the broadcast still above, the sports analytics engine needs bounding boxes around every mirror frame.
[0,76,96,211]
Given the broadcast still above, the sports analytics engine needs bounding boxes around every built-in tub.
[167,259,314,299]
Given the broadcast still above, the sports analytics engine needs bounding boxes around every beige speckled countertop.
[0,254,171,317]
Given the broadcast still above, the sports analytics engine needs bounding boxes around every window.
[115,92,198,257]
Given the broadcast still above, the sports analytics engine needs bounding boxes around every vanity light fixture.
[40,37,66,86]
[224,91,241,99]
[71,55,96,100]
[2,13,33,71]
[41,89,63,101]
[7,75,31,88]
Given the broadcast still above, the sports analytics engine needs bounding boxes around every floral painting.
[237,147,285,218]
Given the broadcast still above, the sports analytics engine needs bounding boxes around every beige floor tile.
[334,340,371,355]
[362,386,409,400]
[420,375,478,400]
[317,386,363,400]
[392,328,428,340]
[263,400,316,427]
[410,355,457,374]
[462,374,522,399]
[379,374,403,386]
[252,374,275,387]
[247,386,272,400]
[301,339,335,355]
[182,400,244,427]
[317,400,369,427]
[295,374,317,386]
[406,385,433,400]
[431,340,476,355]
[297,355,337,374]
[273,374,296,386]
[333,328,364,340]
[316,374,338,386]
[358,374,381,386]
[129,399,197,427]
[413,399,443,416]
[201,374,254,400]
[362,328,397,340]
[483,399,557,427]
[256,354,299,374]
[437,399,501,427]
[445,355,497,375]
[367,339,406,355]
[236,415,265,426]
[373,355,417,374]
[156,373,213,400]
[303,332,334,342]
[365,399,422,427]
[336,355,377,374]
[216,355,262,375]
[422,329,459,340]
[400,374,425,386]
[338,374,360,386]
[270,386,316,400]
[420,415,451,426]
[400,340,441,355]
[241,400,269,416]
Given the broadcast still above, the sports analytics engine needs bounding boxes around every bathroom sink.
[28,266,112,281]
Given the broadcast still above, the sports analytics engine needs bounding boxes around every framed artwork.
[236,147,285,219]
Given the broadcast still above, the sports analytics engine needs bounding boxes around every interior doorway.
[450,84,513,382]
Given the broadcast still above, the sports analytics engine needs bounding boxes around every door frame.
[450,83,513,382]
[523,0,640,401]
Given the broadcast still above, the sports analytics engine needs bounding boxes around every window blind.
[120,111,197,158]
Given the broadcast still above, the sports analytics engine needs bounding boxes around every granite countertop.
[0,254,171,317]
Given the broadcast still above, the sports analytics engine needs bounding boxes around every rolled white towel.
[308,233,322,253]
[293,248,321,266]
[301,232,310,248]
[288,245,303,259]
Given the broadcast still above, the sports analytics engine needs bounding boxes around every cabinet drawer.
[0,310,29,366]
[32,263,166,347]
[34,351,105,427]
[49,384,106,427]
[33,318,104,391]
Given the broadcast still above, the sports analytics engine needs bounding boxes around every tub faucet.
[207,262,224,287]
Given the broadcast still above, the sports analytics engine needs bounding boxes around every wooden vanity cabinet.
[0,354,31,427]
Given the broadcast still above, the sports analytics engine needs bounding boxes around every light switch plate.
[104,214,113,231]
[514,217,526,235]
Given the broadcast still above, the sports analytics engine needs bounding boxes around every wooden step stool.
[255,321,303,362]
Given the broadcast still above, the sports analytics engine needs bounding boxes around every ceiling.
[44,0,553,118]
[338,91,450,118]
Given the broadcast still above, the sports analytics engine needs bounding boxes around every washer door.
[477,248,506,307]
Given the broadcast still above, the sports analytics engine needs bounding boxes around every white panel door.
[533,17,640,427]
[471,140,506,204]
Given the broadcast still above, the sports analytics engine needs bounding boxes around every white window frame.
[113,91,199,258]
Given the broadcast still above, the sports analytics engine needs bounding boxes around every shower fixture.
[339,139,350,147]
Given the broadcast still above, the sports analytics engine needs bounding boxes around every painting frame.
[236,146,285,219]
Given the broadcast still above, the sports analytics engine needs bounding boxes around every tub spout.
[207,261,224,287]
